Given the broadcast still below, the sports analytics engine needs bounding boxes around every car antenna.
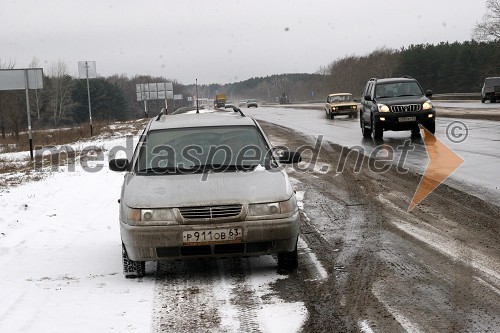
[233,107,245,117]
[195,78,199,114]
[156,108,164,121]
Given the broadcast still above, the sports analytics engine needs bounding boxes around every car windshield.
[375,82,423,98]
[135,125,273,174]
[330,95,353,103]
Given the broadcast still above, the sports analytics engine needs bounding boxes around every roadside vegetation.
[0,0,499,150]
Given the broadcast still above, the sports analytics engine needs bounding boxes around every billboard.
[136,82,173,101]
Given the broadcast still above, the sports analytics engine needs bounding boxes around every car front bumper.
[120,212,300,261]
[374,110,435,130]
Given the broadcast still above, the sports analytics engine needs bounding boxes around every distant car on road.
[239,100,247,107]
[246,99,258,108]
[224,101,235,108]
[481,77,500,103]
[325,93,358,119]
[109,110,301,277]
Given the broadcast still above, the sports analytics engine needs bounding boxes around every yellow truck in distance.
[214,94,226,108]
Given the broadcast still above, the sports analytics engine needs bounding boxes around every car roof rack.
[156,108,165,121]
[233,107,246,117]
[402,75,414,79]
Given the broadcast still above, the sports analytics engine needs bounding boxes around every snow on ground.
[0,136,156,332]
[0,127,310,332]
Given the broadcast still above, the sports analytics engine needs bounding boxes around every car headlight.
[377,104,390,112]
[352,105,357,109]
[332,107,337,111]
[248,196,297,217]
[127,207,177,225]
[422,100,433,110]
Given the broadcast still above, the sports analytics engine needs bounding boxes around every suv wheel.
[122,243,145,278]
[373,118,383,140]
[423,121,436,135]
[361,115,372,138]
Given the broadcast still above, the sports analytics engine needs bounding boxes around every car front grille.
[391,104,421,112]
[337,105,354,110]
[178,205,242,221]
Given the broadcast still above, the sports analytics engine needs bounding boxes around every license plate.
[398,116,416,122]
[182,228,242,245]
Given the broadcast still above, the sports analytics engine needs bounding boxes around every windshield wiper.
[137,166,191,174]
[191,164,259,172]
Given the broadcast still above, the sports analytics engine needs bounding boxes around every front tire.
[278,244,298,272]
[122,244,145,278]
[361,115,372,138]
[373,119,383,140]
[423,121,436,135]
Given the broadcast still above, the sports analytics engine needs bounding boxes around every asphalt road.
[244,105,500,207]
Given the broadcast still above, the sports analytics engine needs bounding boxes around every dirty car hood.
[122,169,294,208]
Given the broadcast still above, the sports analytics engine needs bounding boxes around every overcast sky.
[1,0,487,85]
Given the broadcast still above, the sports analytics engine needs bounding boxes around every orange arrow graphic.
[409,126,464,211]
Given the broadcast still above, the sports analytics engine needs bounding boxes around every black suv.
[359,77,436,139]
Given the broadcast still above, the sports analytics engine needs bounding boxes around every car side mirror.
[278,150,302,164]
[109,158,130,172]
[364,95,372,101]
[425,90,433,97]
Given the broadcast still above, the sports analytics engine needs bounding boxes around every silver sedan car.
[109,110,301,277]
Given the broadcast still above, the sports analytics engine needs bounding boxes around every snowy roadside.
[0,123,316,332]
[0,135,158,332]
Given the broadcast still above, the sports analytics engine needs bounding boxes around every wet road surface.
[245,106,500,206]
[149,119,499,332]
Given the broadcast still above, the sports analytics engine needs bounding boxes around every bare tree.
[47,60,76,126]
[473,0,500,41]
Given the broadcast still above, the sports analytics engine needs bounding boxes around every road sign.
[0,68,43,90]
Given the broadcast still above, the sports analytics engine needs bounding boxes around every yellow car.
[325,93,358,119]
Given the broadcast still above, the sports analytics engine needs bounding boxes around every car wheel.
[277,241,298,272]
[373,118,383,140]
[353,112,358,119]
[423,121,436,135]
[411,125,421,137]
[491,97,497,103]
[122,243,145,278]
[330,112,334,119]
[361,115,372,138]
[481,98,486,103]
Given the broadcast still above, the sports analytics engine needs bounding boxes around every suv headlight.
[248,196,297,217]
[127,207,178,225]
[422,100,433,110]
[377,104,390,112]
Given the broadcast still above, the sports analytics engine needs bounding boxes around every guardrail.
[430,93,481,100]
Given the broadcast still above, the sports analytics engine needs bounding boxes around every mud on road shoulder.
[259,120,500,332]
